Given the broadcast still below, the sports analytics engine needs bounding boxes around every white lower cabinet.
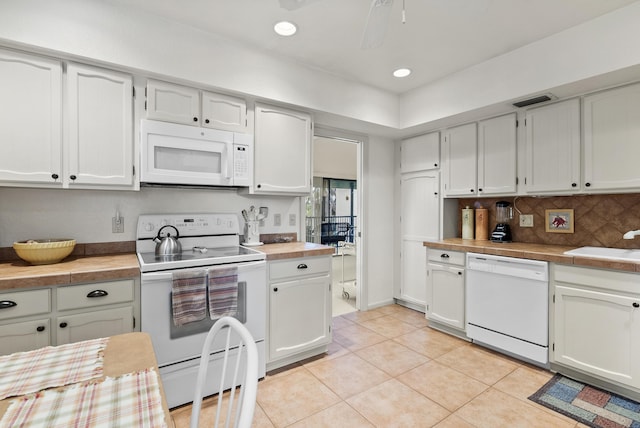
[426,249,465,335]
[0,279,138,356]
[267,256,331,370]
[56,306,134,345]
[553,265,640,390]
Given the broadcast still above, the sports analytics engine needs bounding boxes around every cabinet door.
[56,306,133,345]
[0,318,50,355]
[201,92,247,132]
[583,83,640,191]
[525,99,580,193]
[269,275,331,361]
[0,49,62,185]
[254,104,311,194]
[554,284,640,388]
[399,172,439,306]
[400,132,440,173]
[443,123,477,197]
[478,114,516,195]
[427,264,465,330]
[146,79,200,125]
[66,64,134,187]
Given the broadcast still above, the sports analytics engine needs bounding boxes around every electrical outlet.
[519,214,534,227]
[112,216,124,233]
[273,213,281,227]
[289,213,296,226]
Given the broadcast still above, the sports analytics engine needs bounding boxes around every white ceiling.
[110,0,638,95]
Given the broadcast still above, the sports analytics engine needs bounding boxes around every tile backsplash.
[458,193,640,248]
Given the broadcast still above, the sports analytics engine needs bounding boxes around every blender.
[490,201,513,242]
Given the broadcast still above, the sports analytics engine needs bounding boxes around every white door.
[400,132,440,173]
[0,48,62,185]
[525,99,580,193]
[400,171,439,306]
[443,123,477,197]
[269,275,331,361]
[427,264,465,329]
[146,79,200,125]
[201,91,247,132]
[66,63,134,188]
[583,83,640,191]
[254,103,312,194]
[478,114,516,195]
[554,284,640,388]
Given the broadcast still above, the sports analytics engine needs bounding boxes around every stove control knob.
[144,223,155,232]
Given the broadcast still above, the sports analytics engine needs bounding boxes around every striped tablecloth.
[0,337,108,400]
[0,368,167,427]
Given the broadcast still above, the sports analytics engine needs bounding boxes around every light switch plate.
[112,216,124,233]
[289,213,296,226]
[519,214,534,227]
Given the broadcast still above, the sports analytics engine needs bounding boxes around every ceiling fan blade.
[361,0,394,49]
[278,0,320,11]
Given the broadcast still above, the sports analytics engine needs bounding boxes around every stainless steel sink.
[564,246,640,261]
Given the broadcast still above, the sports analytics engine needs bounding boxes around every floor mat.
[529,373,640,428]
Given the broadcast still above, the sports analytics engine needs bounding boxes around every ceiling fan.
[278,0,399,49]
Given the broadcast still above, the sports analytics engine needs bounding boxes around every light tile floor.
[170,304,587,428]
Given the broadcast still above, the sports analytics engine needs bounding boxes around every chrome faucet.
[623,230,640,239]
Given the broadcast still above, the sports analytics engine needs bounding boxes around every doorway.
[306,133,362,317]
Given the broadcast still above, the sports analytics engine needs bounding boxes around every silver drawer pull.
[0,300,17,310]
[87,289,109,298]
[297,263,308,269]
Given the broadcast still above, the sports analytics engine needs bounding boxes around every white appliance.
[140,119,252,187]
[136,213,266,408]
[466,252,549,366]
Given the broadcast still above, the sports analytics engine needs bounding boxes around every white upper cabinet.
[400,132,440,173]
[0,48,63,186]
[146,79,248,132]
[442,123,477,197]
[583,83,640,192]
[201,92,247,132]
[252,103,311,195]
[66,63,134,188]
[524,98,580,194]
[146,79,200,125]
[477,113,517,195]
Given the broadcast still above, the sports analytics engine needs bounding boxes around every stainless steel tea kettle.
[153,225,182,256]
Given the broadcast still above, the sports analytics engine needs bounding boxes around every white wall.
[400,2,640,130]
[313,137,357,181]
[0,0,399,129]
[0,187,300,246]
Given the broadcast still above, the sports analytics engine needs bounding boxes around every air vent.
[512,94,555,108]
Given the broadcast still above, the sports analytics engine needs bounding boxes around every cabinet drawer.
[0,289,50,320]
[57,279,134,311]
[427,249,465,266]
[269,256,331,281]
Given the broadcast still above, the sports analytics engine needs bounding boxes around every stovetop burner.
[136,213,266,272]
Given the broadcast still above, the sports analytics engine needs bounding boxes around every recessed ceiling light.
[274,21,297,37]
[393,68,411,78]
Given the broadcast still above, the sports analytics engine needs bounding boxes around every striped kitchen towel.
[207,266,238,319]
[172,269,207,326]
[0,368,167,428]
[0,337,108,401]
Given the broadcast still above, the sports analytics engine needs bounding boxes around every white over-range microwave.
[140,119,252,187]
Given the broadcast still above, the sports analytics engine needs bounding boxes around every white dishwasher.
[466,252,549,366]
